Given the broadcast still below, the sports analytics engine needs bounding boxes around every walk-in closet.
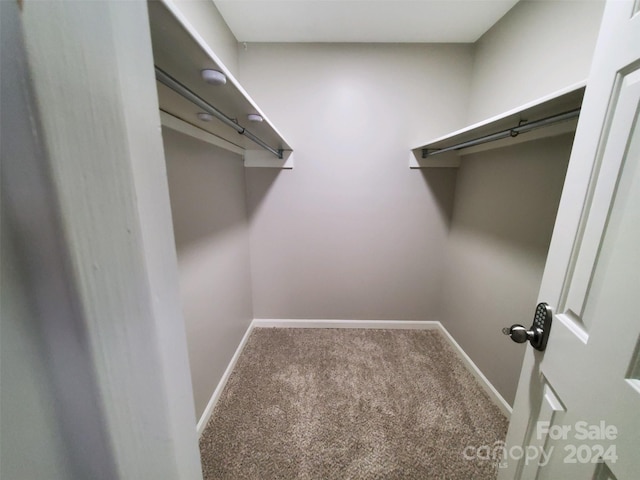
[5,0,639,478]
[147,0,599,424]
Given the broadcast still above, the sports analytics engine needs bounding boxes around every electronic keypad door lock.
[502,302,553,351]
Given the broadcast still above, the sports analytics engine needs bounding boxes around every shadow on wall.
[438,133,574,405]
[161,126,285,418]
[161,127,279,250]
[244,167,281,223]
[419,168,458,230]
[448,134,573,250]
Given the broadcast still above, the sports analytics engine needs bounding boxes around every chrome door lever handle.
[502,324,536,344]
[502,303,553,351]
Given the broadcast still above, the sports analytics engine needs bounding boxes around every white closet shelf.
[148,0,294,168]
[410,82,586,168]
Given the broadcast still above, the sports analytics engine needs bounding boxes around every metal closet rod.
[422,107,581,158]
[155,67,283,159]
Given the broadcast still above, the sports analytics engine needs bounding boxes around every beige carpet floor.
[200,328,508,479]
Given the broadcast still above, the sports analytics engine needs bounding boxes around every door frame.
[3,1,202,478]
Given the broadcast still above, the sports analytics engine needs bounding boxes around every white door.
[499,1,640,479]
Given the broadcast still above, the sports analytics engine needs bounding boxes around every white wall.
[163,128,253,419]
[440,135,573,405]
[467,0,605,123]
[440,0,605,406]
[240,43,473,320]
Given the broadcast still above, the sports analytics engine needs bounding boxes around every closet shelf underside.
[148,0,293,168]
[410,82,586,168]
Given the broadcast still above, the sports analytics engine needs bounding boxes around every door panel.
[562,67,640,333]
[517,382,565,480]
[501,2,640,478]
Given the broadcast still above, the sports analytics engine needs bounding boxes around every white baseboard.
[252,319,442,329]
[435,324,513,417]
[198,318,511,434]
[196,322,256,435]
